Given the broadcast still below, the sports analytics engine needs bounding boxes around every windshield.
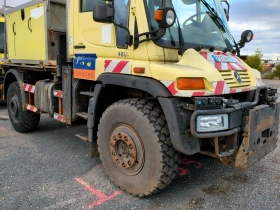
[145,0,235,51]
[0,22,4,53]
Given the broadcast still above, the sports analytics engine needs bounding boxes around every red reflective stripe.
[215,61,222,70]
[167,82,178,95]
[200,52,207,59]
[192,92,205,96]
[230,89,236,94]
[104,60,112,70]
[214,81,225,95]
[112,61,129,73]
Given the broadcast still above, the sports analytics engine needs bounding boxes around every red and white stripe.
[200,52,246,71]
[54,113,64,122]
[104,60,130,74]
[54,90,63,98]
[161,80,256,97]
[26,104,38,113]
[23,83,36,93]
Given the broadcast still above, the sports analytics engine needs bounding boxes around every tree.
[272,64,280,78]
[244,49,264,71]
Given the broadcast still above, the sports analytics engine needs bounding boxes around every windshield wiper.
[200,0,239,54]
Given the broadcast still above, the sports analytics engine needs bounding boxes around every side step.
[76,112,88,120]
[80,91,94,97]
[75,133,88,142]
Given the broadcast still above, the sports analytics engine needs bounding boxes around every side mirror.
[239,30,254,48]
[93,3,114,23]
[154,7,176,28]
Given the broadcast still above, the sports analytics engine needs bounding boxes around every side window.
[114,0,129,48]
[81,0,104,12]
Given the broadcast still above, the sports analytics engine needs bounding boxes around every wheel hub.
[110,132,137,169]
[9,95,20,119]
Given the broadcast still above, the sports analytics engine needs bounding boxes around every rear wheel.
[7,82,40,133]
[97,99,179,197]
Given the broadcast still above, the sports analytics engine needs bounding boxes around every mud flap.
[235,102,280,169]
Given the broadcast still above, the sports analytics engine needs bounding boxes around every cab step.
[80,91,94,97]
[76,112,88,120]
[75,133,88,142]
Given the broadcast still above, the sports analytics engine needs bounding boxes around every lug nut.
[122,163,126,168]
[129,144,133,149]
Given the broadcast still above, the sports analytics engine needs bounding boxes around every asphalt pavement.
[0,80,280,210]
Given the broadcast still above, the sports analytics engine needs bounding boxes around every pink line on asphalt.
[88,191,121,208]
[75,177,121,209]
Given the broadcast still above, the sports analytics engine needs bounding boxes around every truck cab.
[1,0,279,197]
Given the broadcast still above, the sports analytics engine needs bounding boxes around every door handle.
[74,45,86,49]
[13,22,16,35]
[28,18,32,32]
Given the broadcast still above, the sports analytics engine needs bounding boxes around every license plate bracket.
[235,103,280,169]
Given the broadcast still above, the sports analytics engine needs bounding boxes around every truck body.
[1,0,279,196]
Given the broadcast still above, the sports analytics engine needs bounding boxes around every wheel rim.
[109,124,144,176]
[9,94,20,121]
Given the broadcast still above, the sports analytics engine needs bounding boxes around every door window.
[114,0,129,48]
[81,0,104,12]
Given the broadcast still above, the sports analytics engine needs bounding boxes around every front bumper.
[190,87,280,169]
[235,102,280,168]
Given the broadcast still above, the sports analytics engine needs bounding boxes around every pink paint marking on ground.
[88,191,121,208]
[75,177,121,209]
[180,158,202,169]
[178,167,188,177]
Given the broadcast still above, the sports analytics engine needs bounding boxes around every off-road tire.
[7,81,40,133]
[97,99,179,197]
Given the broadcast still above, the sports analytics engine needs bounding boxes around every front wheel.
[7,82,40,133]
[97,99,179,197]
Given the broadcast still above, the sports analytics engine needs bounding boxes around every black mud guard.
[87,84,102,142]
[4,69,26,109]
[97,73,172,98]
[158,97,201,155]
[87,74,172,142]
[88,74,200,155]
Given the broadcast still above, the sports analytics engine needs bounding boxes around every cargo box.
[5,0,66,65]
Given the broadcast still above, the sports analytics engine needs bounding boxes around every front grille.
[220,70,251,88]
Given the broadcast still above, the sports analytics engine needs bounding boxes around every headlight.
[166,10,176,26]
[154,7,176,28]
[197,114,229,133]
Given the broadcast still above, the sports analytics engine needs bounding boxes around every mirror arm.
[111,18,133,45]
[134,29,165,47]
[134,30,158,39]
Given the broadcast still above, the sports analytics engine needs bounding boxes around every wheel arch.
[4,69,26,107]
[87,74,200,155]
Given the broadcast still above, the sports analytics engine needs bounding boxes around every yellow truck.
[1,0,279,196]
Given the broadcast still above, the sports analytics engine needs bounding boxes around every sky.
[1,0,279,60]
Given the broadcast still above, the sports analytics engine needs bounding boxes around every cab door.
[73,0,134,80]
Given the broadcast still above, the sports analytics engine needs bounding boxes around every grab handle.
[28,18,32,32]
